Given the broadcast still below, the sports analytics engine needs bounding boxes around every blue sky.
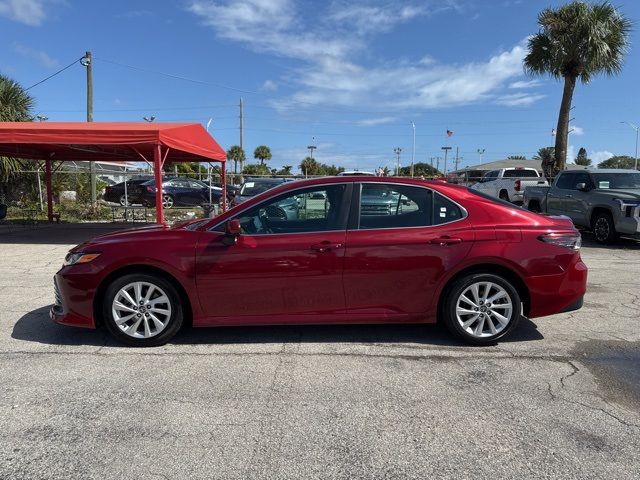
[1,0,639,173]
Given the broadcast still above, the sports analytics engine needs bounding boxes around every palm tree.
[533,147,556,181]
[524,1,631,175]
[0,75,34,198]
[253,145,272,165]
[226,145,246,174]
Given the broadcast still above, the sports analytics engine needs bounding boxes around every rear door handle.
[311,241,343,253]
[429,236,463,246]
[564,194,573,198]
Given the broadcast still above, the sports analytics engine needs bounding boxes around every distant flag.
[206,118,213,132]
[551,128,556,136]
[446,129,454,137]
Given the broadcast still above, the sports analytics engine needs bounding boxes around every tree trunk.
[554,75,577,175]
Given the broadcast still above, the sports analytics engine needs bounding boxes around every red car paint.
[51,176,587,330]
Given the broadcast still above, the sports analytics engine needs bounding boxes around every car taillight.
[145,186,156,193]
[105,186,112,193]
[538,233,581,251]
[515,179,521,192]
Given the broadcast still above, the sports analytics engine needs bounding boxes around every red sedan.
[51,176,587,347]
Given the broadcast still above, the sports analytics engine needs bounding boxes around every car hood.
[593,189,640,200]
[71,224,169,252]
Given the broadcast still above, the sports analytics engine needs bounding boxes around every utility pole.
[239,97,244,174]
[394,147,402,176]
[441,146,452,176]
[81,51,96,209]
[454,146,460,171]
[410,121,415,177]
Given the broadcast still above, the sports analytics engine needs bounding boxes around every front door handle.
[311,241,343,253]
[429,236,463,246]
[564,194,573,198]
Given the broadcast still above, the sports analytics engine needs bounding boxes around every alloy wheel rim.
[119,195,127,206]
[112,281,172,339]
[456,281,513,338]
[595,218,609,240]
[163,195,174,208]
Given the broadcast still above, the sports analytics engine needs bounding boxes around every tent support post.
[154,144,164,224]
[45,158,54,222]
[221,161,227,212]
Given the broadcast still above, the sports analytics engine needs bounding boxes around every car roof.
[583,168,639,174]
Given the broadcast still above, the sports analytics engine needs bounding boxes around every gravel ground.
[1,223,639,480]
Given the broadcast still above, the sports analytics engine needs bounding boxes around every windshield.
[591,172,640,189]
[240,181,282,197]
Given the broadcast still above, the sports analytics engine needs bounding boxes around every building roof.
[451,158,543,174]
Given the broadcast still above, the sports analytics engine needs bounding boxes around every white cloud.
[355,116,396,127]
[590,150,614,164]
[570,125,584,135]
[0,0,48,26]
[189,2,544,111]
[14,43,58,68]
[260,79,278,92]
[509,79,542,89]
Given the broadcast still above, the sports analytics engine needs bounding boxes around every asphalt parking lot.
[1,224,639,479]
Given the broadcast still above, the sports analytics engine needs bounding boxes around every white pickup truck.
[470,167,548,203]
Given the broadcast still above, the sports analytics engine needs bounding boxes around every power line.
[26,57,82,90]
[95,57,259,95]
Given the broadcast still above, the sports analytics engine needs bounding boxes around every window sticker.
[440,212,446,217]
[245,182,255,188]
[598,181,610,189]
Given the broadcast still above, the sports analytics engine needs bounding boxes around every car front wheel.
[443,273,521,345]
[102,273,183,347]
[592,212,618,244]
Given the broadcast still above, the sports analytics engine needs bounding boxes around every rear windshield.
[240,181,283,197]
[502,169,539,178]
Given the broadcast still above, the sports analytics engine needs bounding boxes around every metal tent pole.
[154,145,164,224]
[45,159,53,222]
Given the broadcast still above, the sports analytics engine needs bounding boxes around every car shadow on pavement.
[580,232,640,250]
[12,305,544,348]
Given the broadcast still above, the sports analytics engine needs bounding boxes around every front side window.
[229,184,348,235]
[554,173,574,190]
[358,184,432,229]
[239,181,282,197]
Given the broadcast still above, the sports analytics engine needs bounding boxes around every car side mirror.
[575,183,590,192]
[221,219,241,246]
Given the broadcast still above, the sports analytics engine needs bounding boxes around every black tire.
[592,212,618,245]
[442,273,522,346]
[119,194,129,206]
[102,273,183,347]
[499,190,510,202]
[528,201,541,213]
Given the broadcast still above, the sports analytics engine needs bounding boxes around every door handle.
[311,242,343,253]
[564,194,573,198]
[429,236,463,246]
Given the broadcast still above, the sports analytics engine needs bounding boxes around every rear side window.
[358,184,432,229]
[433,192,463,225]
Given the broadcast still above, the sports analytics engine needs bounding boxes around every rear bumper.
[526,258,588,318]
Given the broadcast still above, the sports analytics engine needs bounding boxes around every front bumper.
[50,274,96,328]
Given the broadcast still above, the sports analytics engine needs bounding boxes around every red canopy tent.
[0,122,227,224]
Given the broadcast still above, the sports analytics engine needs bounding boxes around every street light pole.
[441,146,452,176]
[394,147,402,176]
[410,121,415,177]
[621,122,639,170]
[477,148,485,164]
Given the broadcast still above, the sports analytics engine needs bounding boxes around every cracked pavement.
[0,224,639,479]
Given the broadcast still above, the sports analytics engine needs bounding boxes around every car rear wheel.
[119,194,130,206]
[102,273,183,347]
[162,194,175,209]
[443,273,521,345]
[592,212,618,244]
[499,190,510,202]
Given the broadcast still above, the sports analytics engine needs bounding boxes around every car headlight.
[63,252,101,266]
[615,198,640,212]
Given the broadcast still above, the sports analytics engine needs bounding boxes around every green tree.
[597,155,636,169]
[524,1,631,175]
[299,157,344,176]
[0,75,34,200]
[398,162,441,177]
[242,163,271,175]
[277,165,293,175]
[507,155,527,160]
[574,147,592,166]
[533,147,556,180]
[253,145,272,165]
[226,145,246,174]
